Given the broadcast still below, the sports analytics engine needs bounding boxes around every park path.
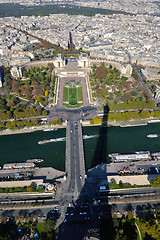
[81,78,88,105]
[135,222,142,240]
[59,78,64,106]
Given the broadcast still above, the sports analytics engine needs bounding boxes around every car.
[155,168,159,173]
[120,195,124,199]
[80,175,82,179]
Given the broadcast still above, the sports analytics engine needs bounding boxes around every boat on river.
[109,151,151,162]
[83,135,88,139]
[147,134,158,138]
[43,128,58,132]
[38,139,57,144]
[27,159,44,163]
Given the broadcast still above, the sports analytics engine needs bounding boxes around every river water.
[0,123,160,171]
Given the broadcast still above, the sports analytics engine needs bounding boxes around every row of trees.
[0,107,47,121]
[90,110,160,124]
[0,119,39,131]
[90,117,101,125]
[109,110,160,122]
[109,100,155,111]
[48,119,62,126]
[0,185,44,193]
[50,75,56,99]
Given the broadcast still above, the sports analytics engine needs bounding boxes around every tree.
[12,81,19,94]
[36,96,42,102]
[0,122,5,130]
[31,119,38,125]
[56,119,62,125]
[96,66,107,79]
[123,92,132,102]
[7,99,15,108]
[0,97,7,110]
[21,85,26,96]
[41,219,55,240]
[45,90,48,96]
[48,62,54,70]
[27,186,33,192]
[144,233,155,240]
[42,110,47,116]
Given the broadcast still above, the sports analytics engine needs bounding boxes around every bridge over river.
[52,106,98,224]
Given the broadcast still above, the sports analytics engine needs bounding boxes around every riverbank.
[0,118,160,136]
[0,123,66,136]
[82,118,160,128]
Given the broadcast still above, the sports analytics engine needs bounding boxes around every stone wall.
[21,60,54,71]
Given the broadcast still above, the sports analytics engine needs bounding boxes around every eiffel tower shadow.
[92,104,109,167]
[90,103,115,240]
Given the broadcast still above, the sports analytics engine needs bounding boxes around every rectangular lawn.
[78,87,83,102]
[63,87,68,102]
[69,87,77,105]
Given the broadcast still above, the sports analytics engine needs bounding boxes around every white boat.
[43,128,58,132]
[27,159,44,163]
[38,139,57,144]
[83,135,88,139]
[147,134,158,138]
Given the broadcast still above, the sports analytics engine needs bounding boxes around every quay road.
[109,199,160,217]
[100,187,160,197]
[0,192,54,202]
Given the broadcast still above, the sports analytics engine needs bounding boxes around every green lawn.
[78,87,83,102]
[69,87,77,105]
[63,87,68,102]
[63,102,83,108]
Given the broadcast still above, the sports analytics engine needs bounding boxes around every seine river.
[0,123,160,171]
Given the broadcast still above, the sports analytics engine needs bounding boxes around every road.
[110,199,160,215]
[0,192,53,202]
[47,105,98,123]
[101,187,160,197]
